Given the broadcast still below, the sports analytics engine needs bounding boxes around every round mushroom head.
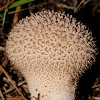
[6,10,98,100]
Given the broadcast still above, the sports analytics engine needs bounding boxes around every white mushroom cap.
[6,10,97,100]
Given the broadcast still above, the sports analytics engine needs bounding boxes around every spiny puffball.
[6,10,98,100]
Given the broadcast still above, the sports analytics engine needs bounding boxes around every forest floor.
[0,0,100,100]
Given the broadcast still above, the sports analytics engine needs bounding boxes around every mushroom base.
[31,92,75,100]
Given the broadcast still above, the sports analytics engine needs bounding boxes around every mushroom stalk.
[6,10,98,100]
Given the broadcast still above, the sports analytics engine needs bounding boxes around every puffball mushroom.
[6,10,98,100]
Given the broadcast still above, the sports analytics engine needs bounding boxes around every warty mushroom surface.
[6,10,98,100]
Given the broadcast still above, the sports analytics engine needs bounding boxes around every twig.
[0,90,5,100]
[8,7,29,14]
[92,84,100,88]
[0,65,27,100]
[0,0,15,12]
[55,2,74,10]
[0,58,8,76]
[3,81,26,95]
[0,46,5,51]
[28,3,33,15]
[6,96,25,100]
[73,0,78,9]
[83,0,92,7]
[1,0,10,32]
[92,4,98,16]
[32,93,40,100]
[74,0,85,12]
[12,6,21,27]
[2,58,8,67]
[92,96,100,100]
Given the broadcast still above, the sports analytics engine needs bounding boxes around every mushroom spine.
[6,10,98,100]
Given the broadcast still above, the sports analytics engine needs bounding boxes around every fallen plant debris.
[0,65,27,100]
[0,0,100,100]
